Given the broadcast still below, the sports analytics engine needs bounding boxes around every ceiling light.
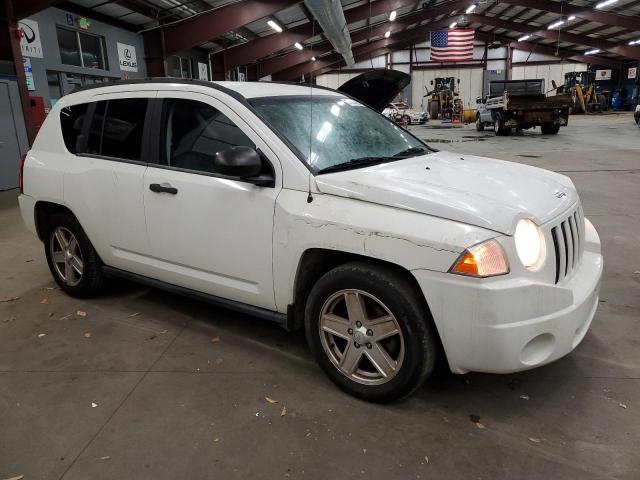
[584,48,600,55]
[628,39,640,45]
[595,0,618,8]
[518,34,531,41]
[465,4,476,13]
[385,30,391,38]
[267,20,282,33]
[449,21,457,29]
[389,10,397,21]
[311,56,317,61]
[567,15,576,20]
[547,20,564,29]
[294,42,303,50]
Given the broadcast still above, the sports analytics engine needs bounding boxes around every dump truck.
[475,79,571,136]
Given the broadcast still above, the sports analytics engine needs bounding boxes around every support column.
[143,28,167,77]
[2,0,36,145]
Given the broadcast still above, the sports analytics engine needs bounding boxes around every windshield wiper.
[393,146,427,157]
[316,156,398,174]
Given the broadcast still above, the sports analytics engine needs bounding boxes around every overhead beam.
[466,13,640,59]
[275,16,455,81]
[148,0,299,57]
[214,0,423,71]
[256,0,472,77]
[474,31,621,69]
[497,0,640,32]
[259,22,404,77]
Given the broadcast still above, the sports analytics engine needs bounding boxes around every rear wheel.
[475,114,484,131]
[305,262,437,403]
[540,122,560,135]
[44,213,104,298]
[493,113,510,136]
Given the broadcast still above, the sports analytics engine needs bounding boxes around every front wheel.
[476,114,484,131]
[305,262,437,403]
[44,213,104,298]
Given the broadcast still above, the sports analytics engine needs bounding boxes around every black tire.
[44,212,104,298]
[493,113,510,136]
[540,122,560,135]
[429,101,439,120]
[401,114,411,125]
[304,262,437,403]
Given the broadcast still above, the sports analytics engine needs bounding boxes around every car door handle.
[149,183,178,195]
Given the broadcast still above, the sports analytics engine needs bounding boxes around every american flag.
[430,29,475,62]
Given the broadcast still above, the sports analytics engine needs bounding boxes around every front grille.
[550,205,585,284]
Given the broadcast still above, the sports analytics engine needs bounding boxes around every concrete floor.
[1,113,639,480]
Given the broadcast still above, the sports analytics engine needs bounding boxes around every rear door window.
[60,103,89,153]
[85,98,148,161]
[102,99,147,160]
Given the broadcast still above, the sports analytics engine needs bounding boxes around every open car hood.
[337,69,411,112]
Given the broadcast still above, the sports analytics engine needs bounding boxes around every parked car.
[19,78,603,402]
[383,102,429,125]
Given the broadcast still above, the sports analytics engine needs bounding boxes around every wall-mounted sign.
[117,42,138,72]
[629,67,637,80]
[23,57,35,91]
[66,13,74,26]
[596,69,612,81]
[198,62,208,81]
[18,19,43,58]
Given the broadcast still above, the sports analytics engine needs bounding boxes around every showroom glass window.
[86,99,148,161]
[161,99,254,173]
[60,103,89,153]
[56,26,108,70]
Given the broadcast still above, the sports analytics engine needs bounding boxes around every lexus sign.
[117,42,138,72]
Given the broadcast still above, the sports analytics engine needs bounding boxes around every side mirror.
[552,80,557,89]
[213,146,274,187]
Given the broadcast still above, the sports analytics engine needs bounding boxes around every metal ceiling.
[58,0,640,75]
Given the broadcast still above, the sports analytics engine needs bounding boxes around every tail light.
[18,154,26,194]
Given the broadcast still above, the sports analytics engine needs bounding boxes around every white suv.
[18,79,603,402]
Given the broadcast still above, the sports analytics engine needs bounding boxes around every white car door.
[141,91,281,310]
[62,91,155,270]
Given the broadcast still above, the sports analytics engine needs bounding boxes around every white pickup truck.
[18,77,602,402]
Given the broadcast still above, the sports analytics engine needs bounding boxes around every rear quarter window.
[60,103,89,153]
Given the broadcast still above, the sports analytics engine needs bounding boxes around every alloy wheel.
[318,289,404,385]
[50,227,83,286]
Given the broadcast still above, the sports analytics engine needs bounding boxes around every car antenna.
[307,17,316,204]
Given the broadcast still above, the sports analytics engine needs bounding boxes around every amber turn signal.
[450,240,509,278]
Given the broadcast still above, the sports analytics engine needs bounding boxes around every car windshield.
[249,95,427,173]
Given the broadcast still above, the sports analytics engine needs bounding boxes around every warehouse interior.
[1,0,640,478]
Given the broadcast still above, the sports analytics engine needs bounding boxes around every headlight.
[514,218,546,270]
[450,240,509,278]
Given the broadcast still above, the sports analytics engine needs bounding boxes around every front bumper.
[413,218,602,374]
